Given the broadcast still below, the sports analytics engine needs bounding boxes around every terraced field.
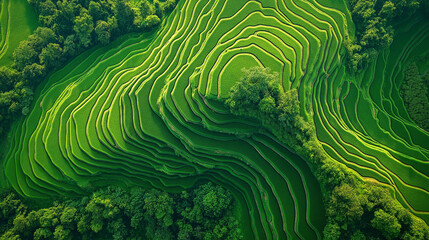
[0,0,38,65]
[314,13,429,223]
[3,0,429,239]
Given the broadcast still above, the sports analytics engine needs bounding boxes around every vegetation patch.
[400,62,429,131]
[0,183,241,240]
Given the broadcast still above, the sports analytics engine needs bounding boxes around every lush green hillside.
[314,12,429,223]
[2,0,429,239]
[0,0,38,65]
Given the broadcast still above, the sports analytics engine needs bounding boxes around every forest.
[0,183,241,240]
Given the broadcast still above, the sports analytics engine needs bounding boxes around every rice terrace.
[0,0,428,239]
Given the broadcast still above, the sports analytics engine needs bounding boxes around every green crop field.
[1,0,429,239]
[0,0,38,65]
[314,14,429,223]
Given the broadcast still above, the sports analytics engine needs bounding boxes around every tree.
[39,43,63,69]
[327,184,365,224]
[139,0,155,22]
[0,193,26,234]
[74,9,94,48]
[59,207,77,227]
[115,0,135,32]
[54,0,80,36]
[346,0,423,72]
[63,35,78,57]
[95,20,111,45]
[0,67,21,91]
[1,184,242,239]
[144,190,174,228]
[22,63,46,85]
[323,222,341,240]
[226,67,280,115]
[13,41,39,71]
[142,15,161,29]
[31,27,57,51]
[193,182,232,219]
[371,209,401,239]
[162,0,177,14]
[53,225,72,240]
[37,0,57,28]
[225,67,311,153]
[126,188,145,230]
[177,220,193,240]
[89,1,108,22]
[400,62,429,130]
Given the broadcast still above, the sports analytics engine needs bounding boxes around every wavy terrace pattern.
[313,13,429,223]
[4,0,429,239]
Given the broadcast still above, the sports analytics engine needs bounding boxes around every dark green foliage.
[193,182,232,218]
[39,43,63,69]
[95,20,111,45]
[323,180,429,240]
[115,0,134,32]
[226,67,313,155]
[0,192,27,235]
[74,9,94,48]
[400,62,429,130]
[22,63,46,85]
[177,183,241,240]
[318,157,429,240]
[13,41,39,71]
[0,183,242,240]
[345,0,423,72]
[0,0,178,140]
[0,67,20,91]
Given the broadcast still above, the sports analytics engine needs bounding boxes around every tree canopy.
[400,62,429,131]
[0,182,242,240]
[345,0,426,72]
[225,67,313,154]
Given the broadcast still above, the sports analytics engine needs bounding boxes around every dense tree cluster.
[225,67,429,240]
[319,161,429,240]
[345,0,425,72]
[0,0,177,137]
[0,182,242,240]
[400,62,429,131]
[225,67,315,156]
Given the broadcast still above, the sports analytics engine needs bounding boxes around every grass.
[0,0,38,66]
